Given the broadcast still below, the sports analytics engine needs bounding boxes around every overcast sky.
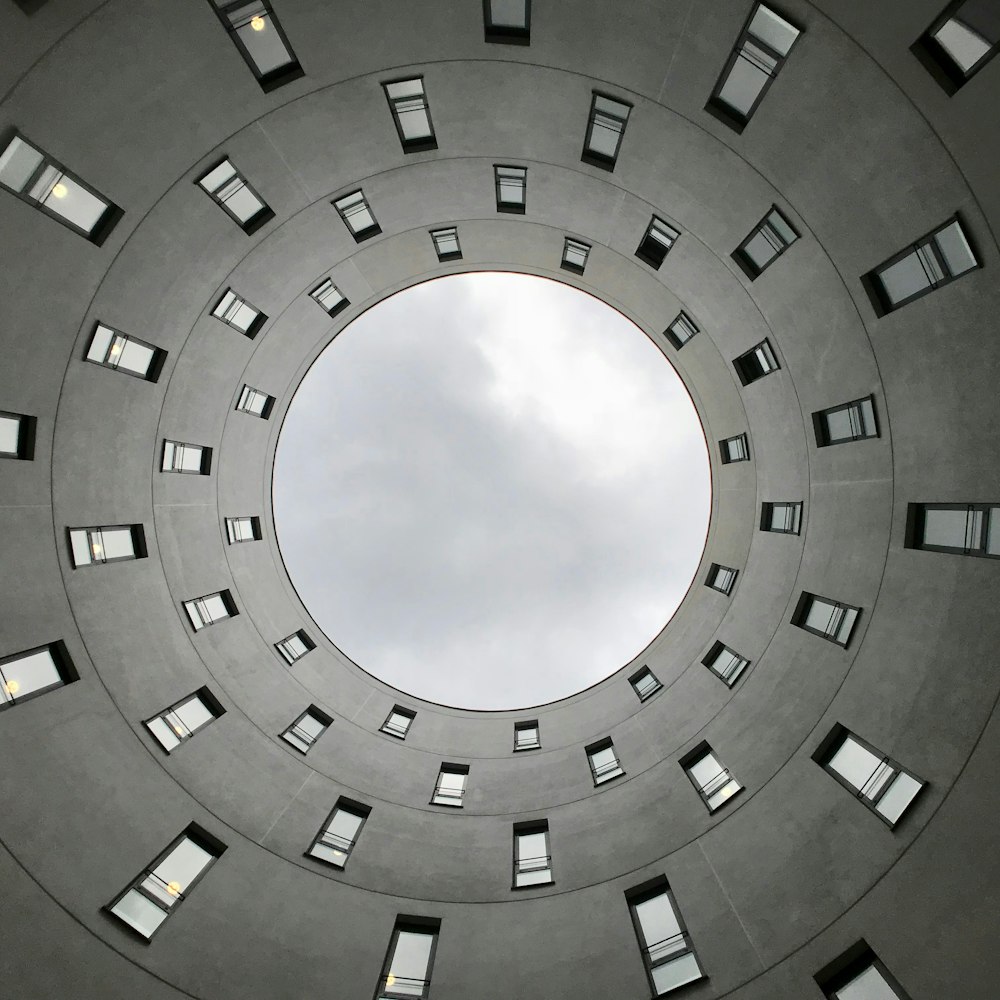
[273,273,710,709]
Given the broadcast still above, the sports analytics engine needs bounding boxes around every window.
[211,288,266,338]
[813,395,879,447]
[513,821,553,888]
[161,440,212,475]
[761,501,802,534]
[144,688,225,753]
[383,78,437,152]
[814,725,926,828]
[68,524,146,567]
[626,876,705,996]
[706,563,738,595]
[905,502,1000,558]
[225,515,262,544]
[374,917,440,1000]
[333,189,381,242]
[586,737,625,785]
[665,311,698,349]
[494,165,527,214]
[720,433,749,464]
[483,0,530,44]
[706,3,801,132]
[629,666,662,702]
[0,641,78,710]
[581,92,632,170]
[106,824,225,941]
[276,629,315,665]
[430,227,462,261]
[85,323,166,381]
[309,277,350,317]
[792,592,861,647]
[183,590,237,631]
[635,215,680,269]
[733,338,779,385]
[281,705,333,754]
[431,763,469,807]
[680,742,743,812]
[561,237,591,274]
[912,1,1000,95]
[207,1,303,92]
[307,798,370,868]
[816,940,914,1000]
[861,215,979,316]
[381,706,416,740]
[733,206,799,280]
[235,384,275,418]
[196,158,273,235]
[514,720,540,751]
[702,641,750,687]
[0,411,35,460]
[0,130,122,244]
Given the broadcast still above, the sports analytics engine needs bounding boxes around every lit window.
[733,206,799,281]
[514,720,540,751]
[374,918,440,1000]
[309,277,350,317]
[912,1,1000,94]
[483,0,530,44]
[816,940,914,1000]
[720,433,749,464]
[861,215,979,316]
[196,158,273,235]
[307,798,370,868]
[383,78,437,153]
[513,821,553,888]
[211,288,266,338]
[0,411,36,460]
[225,515,262,544]
[905,502,1000,558]
[431,763,469,807]
[235,384,275,418]
[281,705,333,753]
[814,725,926,828]
[381,706,416,740]
[144,688,225,753]
[761,501,802,534]
[68,524,146,567]
[586,737,625,785]
[106,825,225,941]
[680,741,743,812]
[0,130,121,244]
[702,641,750,687]
[665,311,698,349]
[0,641,78,710]
[706,563,738,595]
[561,237,591,274]
[626,877,705,996]
[275,629,315,665]
[206,1,303,92]
[813,395,879,447]
[183,590,237,631]
[581,92,632,170]
[430,227,462,261]
[792,592,861,647]
[161,440,212,475]
[635,215,680,269]
[733,338,780,385]
[85,323,166,381]
[707,3,801,133]
[494,165,527,214]
[629,666,662,702]
[333,189,381,242]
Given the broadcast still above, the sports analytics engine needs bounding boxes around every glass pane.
[346,205,375,233]
[87,324,115,363]
[749,4,800,55]
[635,892,682,957]
[0,135,44,192]
[707,777,742,809]
[41,174,107,232]
[235,15,295,76]
[835,963,900,1000]
[386,79,424,99]
[828,736,882,792]
[175,695,214,734]
[299,713,326,738]
[726,437,745,461]
[388,929,434,988]
[202,593,229,622]
[437,770,466,792]
[587,116,622,158]
[718,56,769,115]
[117,340,155,376]
[147,716,181,751]
[230,302,258,332]
[516,831,547,864]
[986,508,1000,555]
[110,889,168,938]
[767,210,797,245]
[150,837,213,900]
[179,446,204,472]
[0,414,20,454]
[326,807,364,844]
[515,866,553,886]
[651,952,703,994]
[3,648,61,698]
[200,160,236,193]
[878,252,930,304]
[804,597,836,633]
[934,220,977,276]
[835,606,858,644]
[933,18,993,73]
[590,746,616,771]
[283,730,311,753]
[98,527,135,561]
[688,752,723,790]
[396,102,432,141]
[876,771,923,824]
[69,529,92,566]
[922,508,971,549]
[743,228,779,268]
[488,0,528,28]
[223,184,265,223]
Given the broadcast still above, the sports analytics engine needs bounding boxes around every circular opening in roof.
[273,273,710,710]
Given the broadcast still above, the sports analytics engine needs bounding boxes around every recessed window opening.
[183,590,237,631]
[310,278,350,317]
[144,688,225,753]
[0,641,78,710]
[635,215,680,269]
[381,706,416,739]
[211,289,266,338]
[69,524,146,567]
[733,339,779,385]
[307,798,370,868]
[276,629,315,665]
[162,440,212,475]
[581,92,632,170]
[225,515,262,544]
[383,78,437,152]
[0,410,36,460]
[912,1,1000,94]
[665,311,698,349]
[586,737,625,785]
[702,641,750,687]
[905,502,1000,557]
[816,940,914,999]
[432,763,469,806]
[281,705,332,753]
[720,433,749,464]
[375,918,440,1000]
[236,384,275,418]
[792,592,861,647]
[706,563,738,595]
[207,1,303,91]
[483,0,530,44]
[814,395,879,447]
[561,237,591,274]
[629,666,662,702]
[514,720,540,750]
[430,227,462,261]
[680,742,743,811]
[761,501,802,534]
[85,323,166,381]
[494,165,527,213]
[513,821,552,887]
[197,158,273,234]
[333,189,381,241]
[733,206,799,279]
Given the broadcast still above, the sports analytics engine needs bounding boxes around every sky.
[272,272,710,709]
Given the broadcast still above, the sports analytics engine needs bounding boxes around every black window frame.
[702,640,751,688]
[195,157,274,235]
[309,277,350,317]
[374,916,441,1000]
[732,338,780,385]
[161,439,213,475]
[760,500,802,534]
[635,215,680,269]
[719,433,750,464]
[791,591,862,648]
[84,322,167,382]
[382,76,437,153]
[815,939,913,1000]
[430,226,462,262]
[206,1,304,93]
[514,719,541,751]
[905,501,1000,558]
[629,665,662,703]
[280,704,333,754]
[483,0,531,45]
[143,686,226,754]
[381,706,416,740]
[732,205,799,279]
[813,394,879,447]
[431,763,470,807]
[680,741,744,813]
[494,164,527,214]
[235,384,275,419]
[333,188,382,242]
[306,796,371,869]
[0,640,78,712]
[581,91,632,171]
[586,736,625,786]
[664,311,699,350]
[210,288,267,339]
[182,589,238,631]
[911,1,1000,95]
[0,410,36,460]
[275,629,315,665]
[706,563,738,596]
[225,515,262,545]
[561,236,591,274]
[512,819,553,889]
[67,523,147,568]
